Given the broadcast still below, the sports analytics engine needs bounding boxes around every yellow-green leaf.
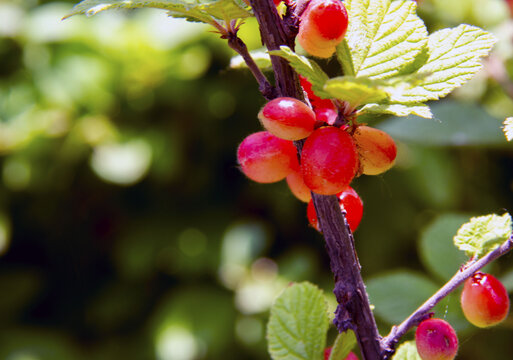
[269,46,330,98]
[454,213,512,258]
[324,76,389,108]
[390,24,497,103]
[392,341,422,360]
[360,103,432,119]
[66,0,252,24]
[337,0,428,79]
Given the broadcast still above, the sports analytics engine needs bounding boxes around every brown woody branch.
[247,1,382,359]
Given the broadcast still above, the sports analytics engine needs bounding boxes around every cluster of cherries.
[237,75,397,233]
[238,0,395,232]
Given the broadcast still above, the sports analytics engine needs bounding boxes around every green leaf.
[65,0,252,24]
[378,100,507,146]
[269,46,330,98]
[419,214,471,282]
[453,213,512,258]
[324,76,389,108]
[328,330,356,360]
[337,0,428,79]
[504,117,513,141]
[389,24,496,103]
[230,49,272,70]
[392,341,422,360]
[267,282,329,360]
[360,103,432,119]
[366,272,438,325]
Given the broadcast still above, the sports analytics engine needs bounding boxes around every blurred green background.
[0,0,512,359]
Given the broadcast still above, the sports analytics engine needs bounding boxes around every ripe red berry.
[352,126,397,176]
[460,272,510,328]
[314,107,338,126]
[301,126,358,195]
[297,0,349,58]
[237,131,298,183]
[324,348,359,360]
[299,76,337,111]
[307,186,363,232]
[258,97,316,140]
[286,168,312,202]
[324,347,332,360]
[415,318,458,360]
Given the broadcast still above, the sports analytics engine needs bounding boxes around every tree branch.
[248,2,383,359]
[226,32,277,100]
[381,234,513,358]
[312,192,382,360]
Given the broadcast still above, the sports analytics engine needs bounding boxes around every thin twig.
[380,234,513,358]
[226,32,276,100]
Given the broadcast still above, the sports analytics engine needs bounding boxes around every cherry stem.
[226,31,276,100]
[380,234,513,358]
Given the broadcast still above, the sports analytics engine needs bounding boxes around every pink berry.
[286,168,312,202]
[300,76,337,111]
[352,126,397,176]
[237,131,298,183]
[324,348,359,360]
[460,272,510,328]
[315,107,338,126]
[307,186,363,232]
[258,97,316,140]
[301,126,358,195]
[297,0,349,58]
[324,348,332,360]
[415,318,458,360]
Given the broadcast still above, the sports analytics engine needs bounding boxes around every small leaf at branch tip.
[454,213,512,258]
[504,117,513,141]
[269,46,330,98]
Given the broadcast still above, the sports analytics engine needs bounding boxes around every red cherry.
[237,131,298,183]
[324,348,332,360]
[297,0,349,58]
[299,76,337,111]
[286,168,312,202]
[307,186,363,232]
[460,272,510,328]
[301,127,358,195]
[324,348,359,360]
[315,107,338,126]
[415,318,458,360]
[352,126,397,176]
[258,97,316,140]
